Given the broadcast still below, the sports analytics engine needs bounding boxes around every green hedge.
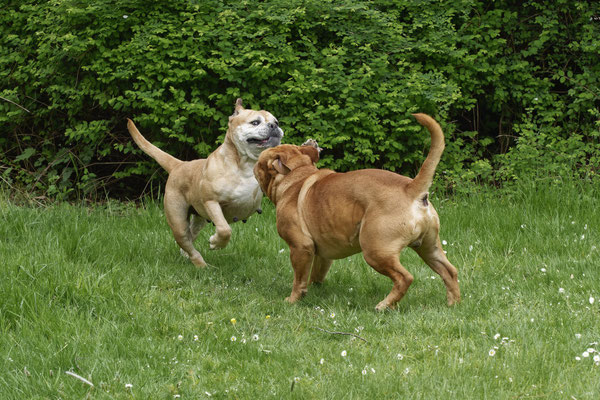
[1,0,599,199]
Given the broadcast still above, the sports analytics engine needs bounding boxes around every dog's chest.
[220,174,262,221]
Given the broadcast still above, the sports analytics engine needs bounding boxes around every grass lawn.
[1,182,599,399]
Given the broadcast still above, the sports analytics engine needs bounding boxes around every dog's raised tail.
[406,113,445,199]
[127,119,182,173]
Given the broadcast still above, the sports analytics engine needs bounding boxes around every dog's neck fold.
[269,165,322,206]
[221,135,258,172]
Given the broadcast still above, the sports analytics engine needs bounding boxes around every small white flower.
[575,333,582,339]
[252,334,259,341]
[442,240,448,245]
[540,268,547,273]
[174,395,181,399]
[489,349,496,356]
[371,367,376,373]
[241,338,246,344]
[279,249,285,254]
[341,350,347,357]
[575,356,581,361]
[559,288,565,293]
[123,15,129,19]
[520,224,526,229]
[230,336,237,342]
[194,335,199,341]
[469,245,473,251]
[320,358,325,365]
[587,348,595,353]
[294,377,300,382]
[205,392,212,397]
[330,312,336,318]
[396,353,404,360]
[594,354,600,363]
[404,367,410,374]
[590,296,595,305]
[177,335,183,341]
[494,333,501,340]
[362,369,367,375]
[125,383,133,389]
[582,351,590,358]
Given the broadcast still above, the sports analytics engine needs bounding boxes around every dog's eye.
[250,120,261,126]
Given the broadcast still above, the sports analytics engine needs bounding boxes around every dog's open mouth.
[247,135,282,148]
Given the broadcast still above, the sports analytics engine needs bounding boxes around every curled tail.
[406,113,445,198]
[127,119,182,173]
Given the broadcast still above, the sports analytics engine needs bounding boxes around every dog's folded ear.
[272,156,291,175]
[299,145,319,164]
[231,98,244,117]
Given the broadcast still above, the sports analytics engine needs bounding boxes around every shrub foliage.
[1,0,599,198]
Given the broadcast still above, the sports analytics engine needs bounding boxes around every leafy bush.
[1,0,599,199]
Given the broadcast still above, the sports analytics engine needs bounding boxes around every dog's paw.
[180,248,207,267]
[190,256,207,268]
[375,300,395,312]
[209,233,229,250]
[302,139,322,154]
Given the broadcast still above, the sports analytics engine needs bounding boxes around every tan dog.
[127,99,283,267]
[254,114,460,310]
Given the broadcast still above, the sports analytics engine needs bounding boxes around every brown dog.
[254,114,460,310]
[127,99,283,267]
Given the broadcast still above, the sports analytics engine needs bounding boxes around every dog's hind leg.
[189,214,207,242]
[309,256,333,285]
[415,235,460,306]
[360,218,414,310]
[362,250,414,311]
[164,191,207,267]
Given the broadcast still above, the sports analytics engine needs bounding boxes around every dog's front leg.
[203,201,232,250]
[286,245,314,303]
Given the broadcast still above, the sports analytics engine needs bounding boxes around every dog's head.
[253,142,320,203]
[227,98,284,160]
